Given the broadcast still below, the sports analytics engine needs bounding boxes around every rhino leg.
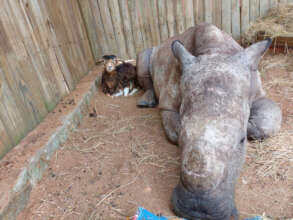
[136,48,157,108]
[161,110,180,144]
[247,97,282,140]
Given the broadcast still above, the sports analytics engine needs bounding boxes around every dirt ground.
[17,53,293,220]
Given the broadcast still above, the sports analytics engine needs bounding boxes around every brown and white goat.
[98,55,138,96]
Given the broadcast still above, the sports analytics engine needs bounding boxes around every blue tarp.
[134,207,263,220]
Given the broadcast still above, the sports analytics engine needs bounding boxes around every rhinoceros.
[136,23,282,220]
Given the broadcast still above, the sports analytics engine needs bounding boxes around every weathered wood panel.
[157,0,169,41]
[0,0,94,158]
[241,0,250,35]
[222,0,232,34]
[175,0,185,34]
[118,0,136,58]
[204,0,213,24]
[108,0,128,58]
[194,0,204,24]
[166,0,176,37]
[82,0,288,58]
[232,0,241,39]
[185,0,195,29]
[213,0,222,29]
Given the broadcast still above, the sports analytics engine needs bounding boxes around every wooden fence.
[80,0,293,60]
[1,0,293,158]
[0,0,94,157]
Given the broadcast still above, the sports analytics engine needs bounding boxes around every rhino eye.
[240,137,246,144]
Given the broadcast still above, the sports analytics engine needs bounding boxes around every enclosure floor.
[17,54,293,220]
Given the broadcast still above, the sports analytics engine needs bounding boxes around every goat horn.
[96,59,104,64]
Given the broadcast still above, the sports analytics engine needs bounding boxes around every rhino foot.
[247,97,282,141]
[136,88,157,108]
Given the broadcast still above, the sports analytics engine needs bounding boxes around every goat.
[99,55,139,96]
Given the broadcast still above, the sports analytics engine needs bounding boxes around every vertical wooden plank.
[185,0,194,29]
[3,1,50,120]
[97,0,119,55]
[40,0,75,95]
[279,0,288,4]
[175,0,185,34]
[108,0,128,58]
[270,0,279,8]
[137,0,152,48]
[250,0,260,23]
[241,0,250,35]
[57,1,85,82]
[167,0,176,37]
[222,0,232,34]
[157,0,169,41]
[149,0,161,45]
[0,118,12,158]
[128,0,144,53]
[118,0,136,58]
[88,0,110,56]
[260,0,270,17]
[0,0,94,156]
[78,0,101,59]
[71,0,95,69]
[204,0,213,24]
[0,65,30,146]
[213,0,222,28]
[194,0,204,24]
[232,0,241,39]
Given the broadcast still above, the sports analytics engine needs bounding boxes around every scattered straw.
[247,131,293,180]
[244,4,293,43]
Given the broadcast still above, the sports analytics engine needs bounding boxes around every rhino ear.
[242,39,272,71]
[171,40,198,66]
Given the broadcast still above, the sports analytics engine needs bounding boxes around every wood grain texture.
[157,0,169,41]
[149,0,161,45]
[213,0,222,28]
[108,0,128,58]
[222,0,232,34]
[166,0,176,37]
[118,0,136,58]
[241,0,250,35]
[260,0,270,17]
[175,0,185,34]
[232,0,241,39]
[194,0,204,24]
[185,0,195,29]
[250,0,260,23]
[0,0,94,158]
[128,0,144,53]
[204,0,213,24]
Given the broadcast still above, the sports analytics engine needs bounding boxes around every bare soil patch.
[17,54,293,220]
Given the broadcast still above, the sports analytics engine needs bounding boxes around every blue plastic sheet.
[134,207,168,220]
[244,217,263,220]
[133,207,262,220]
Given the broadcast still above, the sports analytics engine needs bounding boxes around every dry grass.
[244,4,293,43]
[245,54,293,180]
[247,131,293,180]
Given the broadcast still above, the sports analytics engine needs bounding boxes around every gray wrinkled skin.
[136,23,282,220]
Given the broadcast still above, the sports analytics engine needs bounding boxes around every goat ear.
[241,39,271,71]
[171,40,198,67]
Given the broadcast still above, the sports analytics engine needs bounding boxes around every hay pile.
[244,4,293,43]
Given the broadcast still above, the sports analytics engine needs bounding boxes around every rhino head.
[170,39,271,220]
